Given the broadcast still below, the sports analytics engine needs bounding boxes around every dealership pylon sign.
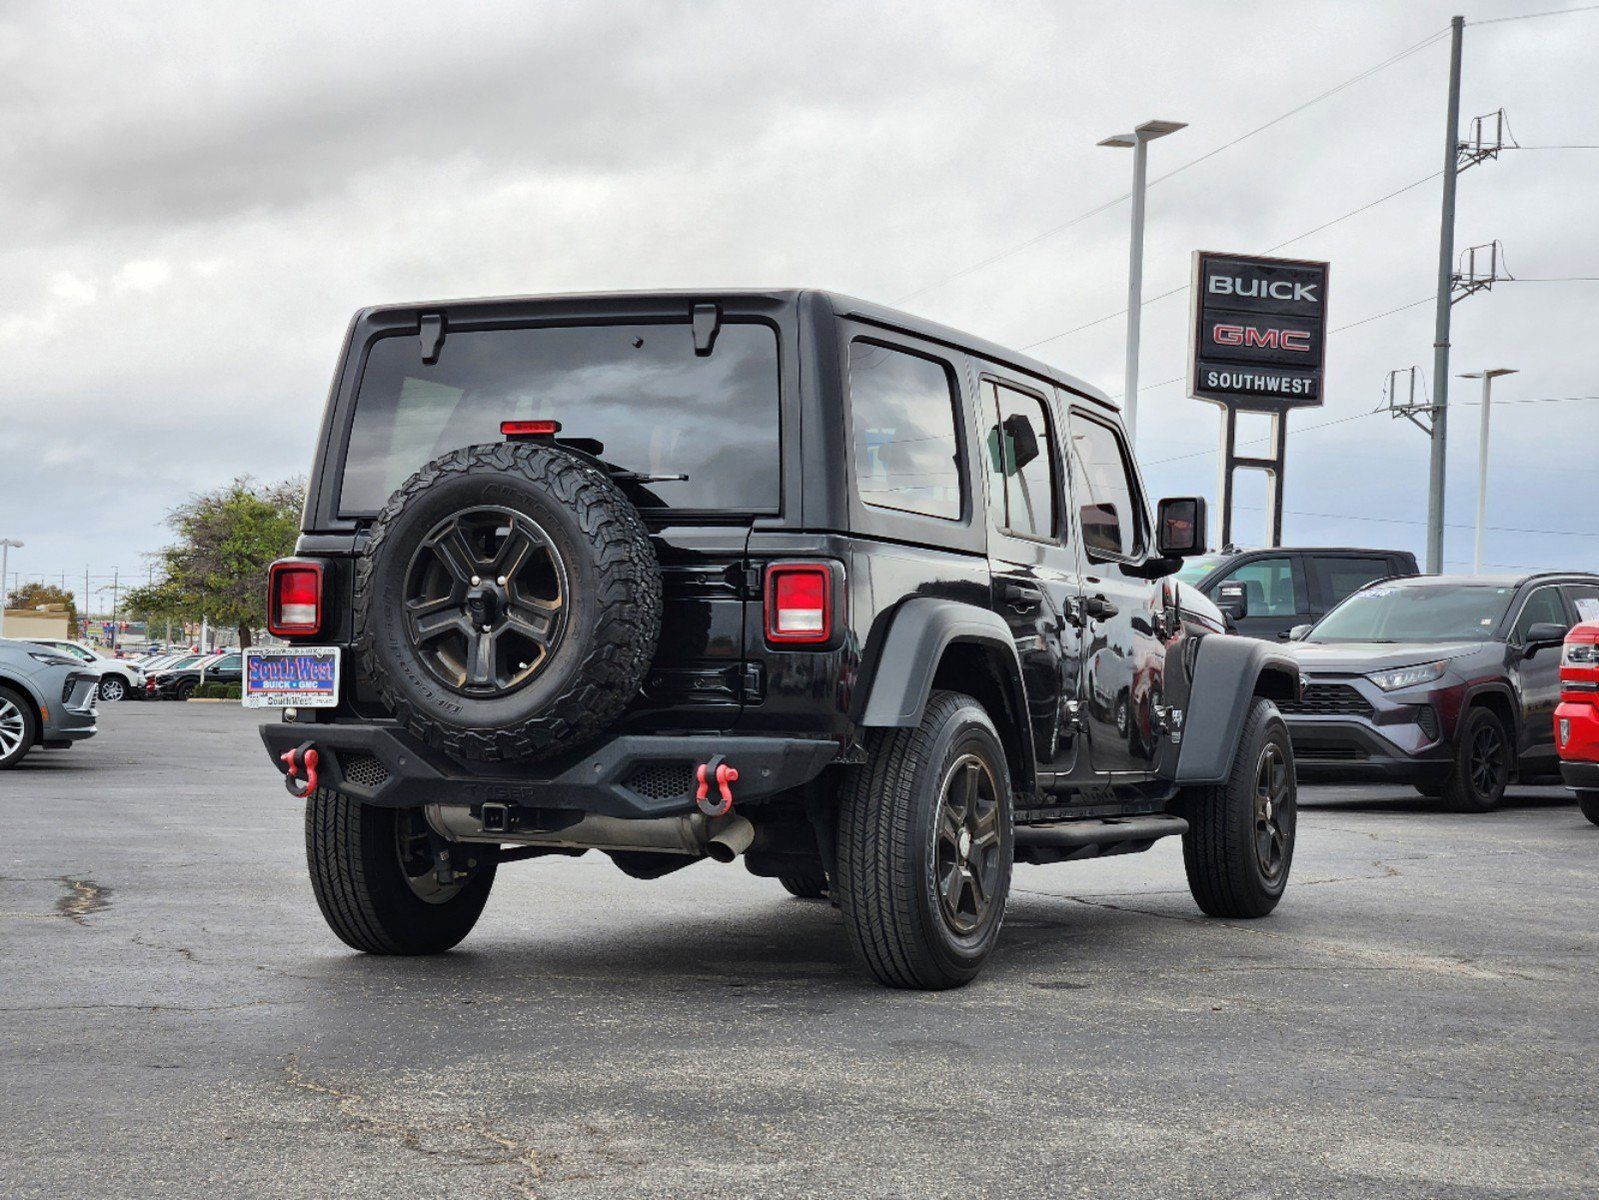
[1188,251,1330,546]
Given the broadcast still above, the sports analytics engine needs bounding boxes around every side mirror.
[1523,622,1568,656]
[1215,580,1249,620]
[1286,623,1312,642]
[1001,413,1040,472]
[1156,496,1207,557]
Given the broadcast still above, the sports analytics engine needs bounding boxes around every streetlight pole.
[0,539,21,638]
[1460,368,1516,575]
[1099,119,1186,450]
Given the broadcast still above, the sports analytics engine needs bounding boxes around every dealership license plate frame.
[242,646,342,709]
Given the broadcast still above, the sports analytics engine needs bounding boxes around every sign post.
[1188,251,1330,547]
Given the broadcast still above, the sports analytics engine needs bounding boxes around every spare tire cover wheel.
[354,442,663,762]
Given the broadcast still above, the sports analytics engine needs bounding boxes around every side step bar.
[1013,815,1188,866]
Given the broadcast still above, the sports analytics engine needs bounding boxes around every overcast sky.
[2,0,1596,610]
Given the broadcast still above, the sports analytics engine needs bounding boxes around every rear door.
[980,374,1083,775]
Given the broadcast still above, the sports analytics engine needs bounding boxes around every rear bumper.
[259,719,841,817]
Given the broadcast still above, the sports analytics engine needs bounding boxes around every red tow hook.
[695,754,739,817]
[279,742,320,800]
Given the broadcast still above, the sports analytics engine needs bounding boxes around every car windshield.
[340,320,783,516]
[1172,554,1229,586]
[1308,583,1516,643]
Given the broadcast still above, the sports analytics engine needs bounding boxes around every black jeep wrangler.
[257,289,1300,989]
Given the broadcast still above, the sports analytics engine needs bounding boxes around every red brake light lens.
[268,560,324,636]
[766,564,833,644]
[501,419,562,438]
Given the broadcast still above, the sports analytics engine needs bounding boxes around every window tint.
[1069,414,1141,557]
[341,322,781,515]
[985,382,1057,539]
[1217,557,1297,618]
[1513,586,1568,642]
[1564,584,1599,624]
[850,341,962,520]
[1311,556,1392,608]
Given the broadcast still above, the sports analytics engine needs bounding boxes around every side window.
[985,382,1057,539]
[211,655,242,672]
[1310,556,1392,609]
[849,340,962,521]
[1564,584,1599,624]
[1512,586,1568,642]
[1216,557,1298,618]
[1068,413,1142,558]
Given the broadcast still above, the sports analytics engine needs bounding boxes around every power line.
[892,25,1449,304]
[1469,4,1599,26]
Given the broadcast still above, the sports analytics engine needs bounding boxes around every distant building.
[2,604,71,641]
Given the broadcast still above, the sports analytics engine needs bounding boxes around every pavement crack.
[283,1055,545,1194]
[132,933,198,962]
[54,876,111,925]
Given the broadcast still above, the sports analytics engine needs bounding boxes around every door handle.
[1083,595,1119,621]
[1003,582,1042,608]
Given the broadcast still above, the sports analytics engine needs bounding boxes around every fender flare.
[1173,634,1300,785]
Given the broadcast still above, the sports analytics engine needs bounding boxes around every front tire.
[836,691,1013,990]
[98,676,127,703]
[1181,697,1296,919]
[305,789,498,954]
[1441,706,1512,813]
[0,686,37,769]
[176,678,198,702]
[1576,790,1599,827]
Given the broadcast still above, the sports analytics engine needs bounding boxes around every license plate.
[243,647,341,708]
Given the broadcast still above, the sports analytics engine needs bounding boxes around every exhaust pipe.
[704,814,756,863]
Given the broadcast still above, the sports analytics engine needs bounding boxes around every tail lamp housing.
[268,559,325,637]
[765,562,840,646]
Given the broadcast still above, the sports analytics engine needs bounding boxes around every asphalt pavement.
[2,702,1595,1199]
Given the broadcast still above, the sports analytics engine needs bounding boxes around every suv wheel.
[836,690,1013,990]
[0,687,37,770]
[1181,697,1296,919]
[98,676,126,703]
[305,789,499,954]
[1574,790,1599,827]
[778,869,829,900]
[1441,706,1512,813]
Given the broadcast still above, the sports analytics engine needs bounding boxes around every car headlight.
[1562,641,1598,666]
[1366,660,1448,692]
[27,650,77,667]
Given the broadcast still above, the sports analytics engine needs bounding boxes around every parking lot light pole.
[1460,368,1517,575]
[1099,119,1185,450]
[0,539,21,638]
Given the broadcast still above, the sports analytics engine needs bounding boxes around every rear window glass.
[849,340,962,520]
[339,322,781,515]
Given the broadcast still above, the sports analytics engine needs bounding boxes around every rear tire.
[1440,706,1512,813]
[1576,790,1599,827]
[778,870,829,900]
[0,686,37,770]
[836,690,1013,990]
[305,789,498,954]
[1181,697,1296,919]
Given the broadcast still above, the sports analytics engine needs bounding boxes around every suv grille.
[623,763,694,801]
[1278,684,1374,720]
[339,753,391,789]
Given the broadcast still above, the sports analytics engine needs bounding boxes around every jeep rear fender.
[857,597,1036,790]
[1173,634,1299,785]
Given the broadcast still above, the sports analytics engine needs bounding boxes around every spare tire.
[353,441,662,762]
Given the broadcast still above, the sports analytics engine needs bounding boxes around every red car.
[1555,621,1599,825]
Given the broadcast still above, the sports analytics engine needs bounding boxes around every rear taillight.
[268,559,324,636]
[765,563,835,645]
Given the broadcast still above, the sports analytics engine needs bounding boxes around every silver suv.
[0,639,99,768]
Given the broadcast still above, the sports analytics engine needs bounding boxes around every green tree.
[4,582,80,637]
[124,477,304,649]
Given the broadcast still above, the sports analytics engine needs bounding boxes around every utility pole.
[0,540,21,638]
[1461,368,1517,575]
[1426,14,1465,574]
[1099,119,1186,449]
[110,568,120,650]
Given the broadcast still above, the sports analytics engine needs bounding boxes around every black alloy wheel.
[1442,706,1513,813]
[934,754,1004,937]
[1253,741,1295,883]
[1468,721,1508,798]
[403,506,569,698]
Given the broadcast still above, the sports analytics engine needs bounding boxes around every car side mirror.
[1156,496,1207,557]
[1285,623,1312,642]
[1215,580,1249,620]
[1000,413,1040,472]
[1523,622,1568,656]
